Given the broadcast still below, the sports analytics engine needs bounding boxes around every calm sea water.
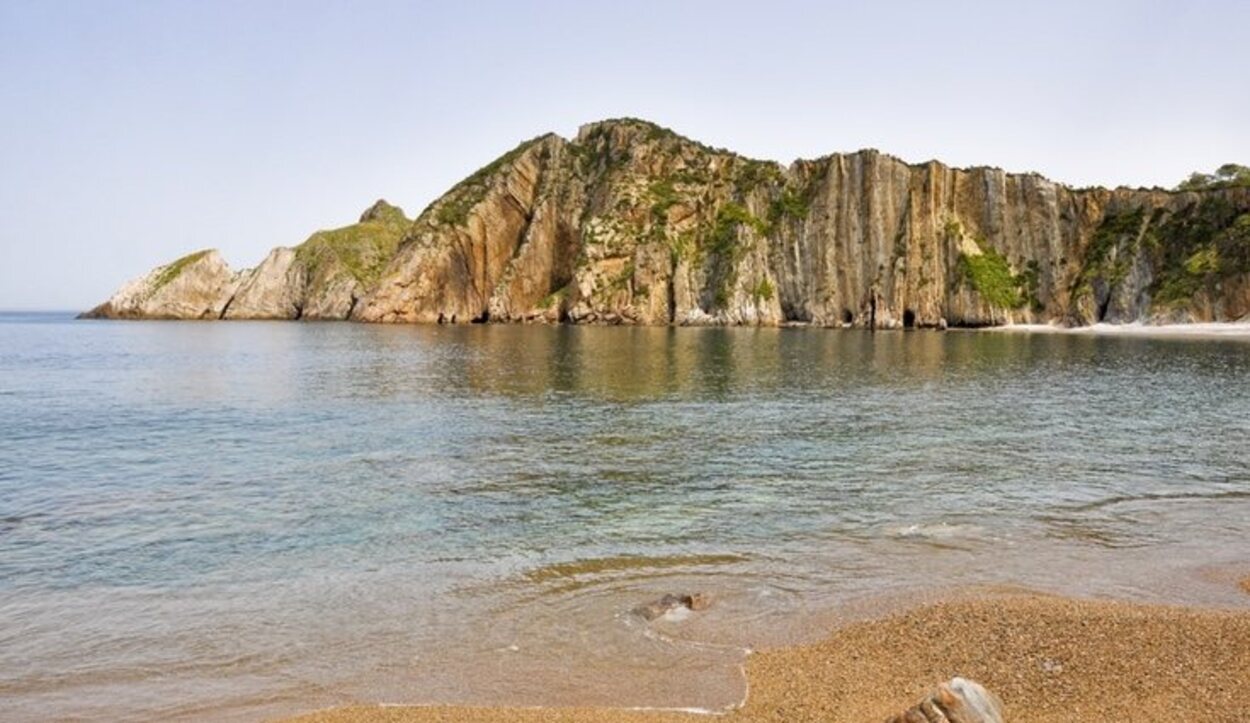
[2,313,1248,721]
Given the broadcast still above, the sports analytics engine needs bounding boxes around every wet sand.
[284,590,1250,723]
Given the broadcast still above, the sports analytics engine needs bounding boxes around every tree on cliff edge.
[1177,163,1250,191]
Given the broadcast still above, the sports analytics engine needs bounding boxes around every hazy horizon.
[3,0,1248,310]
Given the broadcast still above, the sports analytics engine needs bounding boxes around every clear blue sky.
[2,0,1247,310]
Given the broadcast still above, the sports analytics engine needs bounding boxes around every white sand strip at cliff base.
[989,322,1250,338]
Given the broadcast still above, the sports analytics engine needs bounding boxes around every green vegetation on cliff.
[151,250,211,293]
[734,159,784,196]
[87,118,1250,326]
[1176,163,1250,191]
[434,136,548,227]
[1148,197,1250,306]
[707,202,770,307]
[768,187,811,224]
[711,202,769,248]
[1075,207,1147,296]
[957,244,1026,309]
[1075,198,1250,311]
[295,203,411,287]
[648,179,679,225]
[752,277,775,303]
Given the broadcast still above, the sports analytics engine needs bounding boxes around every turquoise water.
[1,313,1248,720]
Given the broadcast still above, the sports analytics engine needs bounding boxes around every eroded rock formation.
[84,119,1250,327]
[81,249,240,320]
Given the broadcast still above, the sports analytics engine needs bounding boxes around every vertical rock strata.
[84,119,1250,326]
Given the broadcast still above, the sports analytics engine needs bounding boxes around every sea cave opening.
[903,309,916,329]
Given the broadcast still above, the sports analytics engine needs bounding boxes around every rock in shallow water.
[886,677,1005,723]
[632,593,712,621]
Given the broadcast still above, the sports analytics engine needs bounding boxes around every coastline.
[282,584,1250,723]
[986,321,1250,337]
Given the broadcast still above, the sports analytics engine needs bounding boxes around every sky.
[1,0,1247,310]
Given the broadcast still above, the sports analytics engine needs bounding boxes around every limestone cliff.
[224,200,411,320]
[80,249,240,320]
[85,119,1250,327]
[83,201,411,321]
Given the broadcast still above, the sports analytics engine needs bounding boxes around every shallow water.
[1,313,1248,721]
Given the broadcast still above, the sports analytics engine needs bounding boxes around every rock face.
[223,246,302,319]
[83,201,412,321]
[80,250,240,320]
[85,119,1250,326]
[886,677,1005,723]
[225,200,411,320]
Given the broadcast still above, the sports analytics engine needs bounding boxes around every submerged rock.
[685,592,712,611]
[633,593,712,621]
[886,677,1005,723]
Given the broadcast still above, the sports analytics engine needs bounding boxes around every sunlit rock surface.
[86,119,1250,327]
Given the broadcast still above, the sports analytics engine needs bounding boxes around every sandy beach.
[987,322,1250,338]
[284,587,1250,723]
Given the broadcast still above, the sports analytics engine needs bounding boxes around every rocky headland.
[83,119,1250,328]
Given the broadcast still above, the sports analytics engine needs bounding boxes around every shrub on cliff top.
[151,250,210,292]
[1176,163,1250,191]
[295,210,411,288]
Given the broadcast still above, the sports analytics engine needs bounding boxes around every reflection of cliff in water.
[343,324,1195,402]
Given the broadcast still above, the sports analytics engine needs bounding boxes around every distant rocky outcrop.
[84,119,1250,327]
[80,249,240,320]
[223,200,411,320]
[82,201,411,321]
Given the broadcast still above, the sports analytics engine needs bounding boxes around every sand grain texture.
[284,594,1250,723]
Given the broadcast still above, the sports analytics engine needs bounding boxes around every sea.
[1,312,1248,720]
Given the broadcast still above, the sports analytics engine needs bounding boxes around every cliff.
[84,119,1250,327]
[223,200,411,320]
[83,201,412,321]
[80,249,240,320]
